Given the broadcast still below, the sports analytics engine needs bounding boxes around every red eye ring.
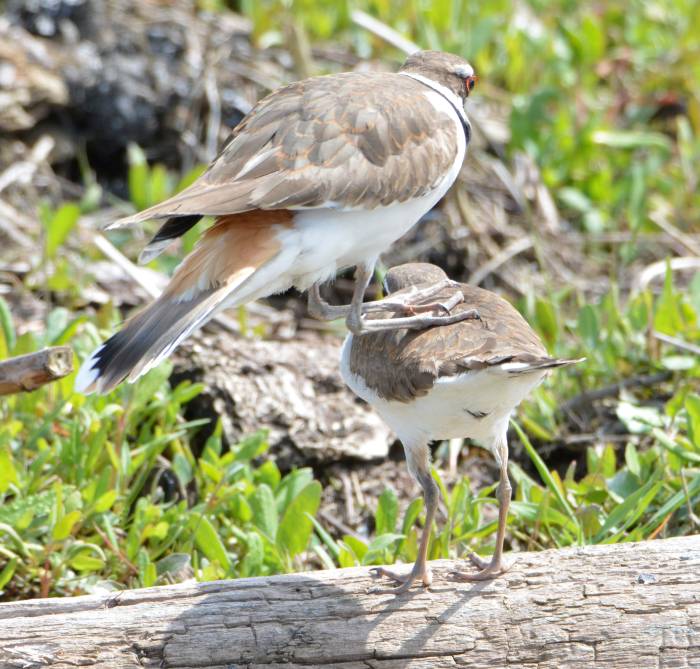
[466,75,478,92]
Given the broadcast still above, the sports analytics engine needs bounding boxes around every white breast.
[278,89,468,291]
[340,334,547,454]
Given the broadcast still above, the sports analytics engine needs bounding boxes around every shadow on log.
[1,535,698,668]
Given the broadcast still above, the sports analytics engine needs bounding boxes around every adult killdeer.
[340,263,581,593]
[76,51,477,394]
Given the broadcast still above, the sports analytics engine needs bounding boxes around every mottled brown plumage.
[348,264,553,403]
[77,53,478,394]
[340,263,582,592]
[107,52,474,229]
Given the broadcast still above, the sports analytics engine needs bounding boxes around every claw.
[368,564,432,595]
[449,553,512,582]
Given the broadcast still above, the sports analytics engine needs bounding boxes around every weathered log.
[171,331,393,467]
[0,345,72,395]
[1,535,698,668]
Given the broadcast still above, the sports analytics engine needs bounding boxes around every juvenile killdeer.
[76,51,477,394]
[341,263,582,593]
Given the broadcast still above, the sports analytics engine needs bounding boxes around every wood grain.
[0,346,72,396]
[1,535,698,668]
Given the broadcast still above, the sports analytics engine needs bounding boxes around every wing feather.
[106,72,462,230]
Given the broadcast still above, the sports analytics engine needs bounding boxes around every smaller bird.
[340,263,582,593]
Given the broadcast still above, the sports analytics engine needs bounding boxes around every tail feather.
[77,210,292,394]
[75,286,226,394]
[138,215,203,264]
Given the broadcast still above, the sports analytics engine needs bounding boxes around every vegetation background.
[0,0,698,599]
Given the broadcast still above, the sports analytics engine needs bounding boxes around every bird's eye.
[466,75,477,93]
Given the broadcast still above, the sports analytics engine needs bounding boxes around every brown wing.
[109,72,460,228]
[348,284,554,403]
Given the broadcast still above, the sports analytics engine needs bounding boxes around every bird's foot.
[348,307,480,335]
[369,283,464,317]
[368,563,432,595]
[449,551,511,582]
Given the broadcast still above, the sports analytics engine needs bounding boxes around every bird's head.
[400,50,477,101]
[383,263,449,294]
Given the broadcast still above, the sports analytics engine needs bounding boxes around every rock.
[171,331,392,468]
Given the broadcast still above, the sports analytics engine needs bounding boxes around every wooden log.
[0,346,73,396]
[1,535,698,668]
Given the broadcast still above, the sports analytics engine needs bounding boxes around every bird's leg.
[451,437,512,581]
[308,265,476,332]
[370,443,438,594]
[344,265,479,335]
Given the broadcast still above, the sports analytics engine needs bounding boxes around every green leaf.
[250,484,278,539]
[535,298,558,348]
[685,395,700,448]
[375,488,398,535]
[0,449,19,493]
[52,510,82,540]
[190,515,231,571]
[276,481,321,559]
[591,129,672,151]
[594,476,661,542]
[234,432,269,462]
[42,203,81,257]
[624,442,641,478]
[0,557,18,590]
[0,296,16,357]
[127,143,149,210]
[241,532,265,576]
[577,304,599,349]
[512,420,580,535]
[93,490,118,513]
[70,551,106,571]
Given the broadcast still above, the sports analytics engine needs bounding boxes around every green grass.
[2,0,700,599]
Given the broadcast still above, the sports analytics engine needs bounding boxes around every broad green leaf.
[0,557,18,590]
[53,510,82,540]
[594,476,661,542]
[375,488,398,535]
[591,130,671,151]
[512,420,579,535]
[685,395,700,448]
[190,515,231,571]
[276,481,321,558]
[127,143,149,210]
[250,484,278,539]
[0,296,16,357]
[42,203,81,257]
[0,449,19,493]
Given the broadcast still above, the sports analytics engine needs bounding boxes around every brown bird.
[340,263,582,593]
[76,51,478,394]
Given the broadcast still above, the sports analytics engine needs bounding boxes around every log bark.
[1,535,699,668]
[0,346,73,395]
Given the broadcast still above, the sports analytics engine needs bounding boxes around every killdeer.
[76,51,477,394]
[340,263,582,593]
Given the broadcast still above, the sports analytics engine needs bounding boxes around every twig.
[204,67,222,162]
[468,236,533,286]
[0,199,36,247]
[653,331,700,357]
[561,371,673,415]
[0,346,73,396]
[0,135,54,195]
[350,10,419,55]
[650,213,700,257]
[634,256,700,293]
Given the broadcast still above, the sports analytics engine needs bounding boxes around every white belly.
[339,335,547,452]
[278,89,467,291]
